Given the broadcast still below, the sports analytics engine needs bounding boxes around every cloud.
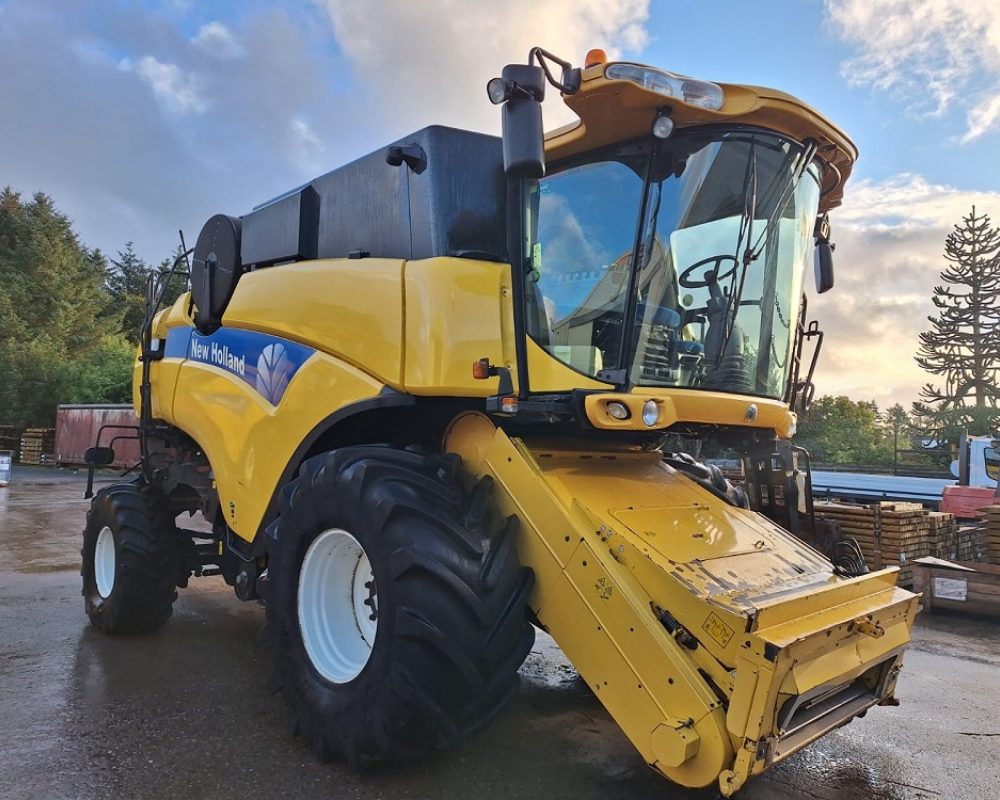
[0,0,651,269]
[811,174,1000,407]
[825,0,1000,141]
[0,1,351,264]
[835,173,1000,231]
[191,21,244,60]
[963,92,1000,144]
[318,0,650,134]
[288,117,326,173]
[122,55,208,114]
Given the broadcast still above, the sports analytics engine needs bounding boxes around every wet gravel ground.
[2,471,999,800]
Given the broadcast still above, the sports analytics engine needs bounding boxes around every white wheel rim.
[297,528,377,684]
[94,526,116,599]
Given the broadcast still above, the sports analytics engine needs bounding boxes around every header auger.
[82,47,915,795]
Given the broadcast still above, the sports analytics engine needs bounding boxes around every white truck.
[803,437,997,515]
[954,435,1000,488]
[940,435,1000,517]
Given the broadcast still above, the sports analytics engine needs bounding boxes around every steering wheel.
[678,255,739,288]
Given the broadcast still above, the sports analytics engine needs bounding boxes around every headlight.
[605,63,725,111]
[642,399,660,427]
[486,77,508,105]
[651,114,675,140]
[607,401,630,420]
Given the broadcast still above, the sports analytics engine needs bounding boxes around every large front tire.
[266,446,535,765]
[81,483,182,634]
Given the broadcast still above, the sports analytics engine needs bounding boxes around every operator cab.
[525,128,822,399]
[486,48,855,433]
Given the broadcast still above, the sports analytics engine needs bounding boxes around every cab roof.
[545,62,858,212]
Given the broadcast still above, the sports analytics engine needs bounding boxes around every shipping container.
[55,404,140,468]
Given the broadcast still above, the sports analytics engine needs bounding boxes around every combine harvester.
[81,48,917,795]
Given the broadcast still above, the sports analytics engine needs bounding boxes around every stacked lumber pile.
[19,427,55,465]
[952,522,987,562]
[983,506,1000,564]
[814,501,933,586]
[932,512,984,562]
[927,511,958,558]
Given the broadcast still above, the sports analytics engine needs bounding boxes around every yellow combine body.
[79,47,916,796]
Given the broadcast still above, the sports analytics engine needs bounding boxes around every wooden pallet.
[929,510,977,560]
[814,501,938,585]
[958,523,987,562]
[984,505,1000,563]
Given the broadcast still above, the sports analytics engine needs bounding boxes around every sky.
[1,0,999,409]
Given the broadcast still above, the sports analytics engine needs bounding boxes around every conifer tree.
[913,206,1000,439]
[0,187,123,426]
[156,243,191,311]
[108,241,152,341]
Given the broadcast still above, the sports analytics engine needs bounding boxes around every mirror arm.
[528,47,582,95]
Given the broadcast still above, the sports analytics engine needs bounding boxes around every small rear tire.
[81,483,182,634]
[266,445,535,766]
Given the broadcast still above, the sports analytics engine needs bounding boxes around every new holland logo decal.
[166,327,314,405]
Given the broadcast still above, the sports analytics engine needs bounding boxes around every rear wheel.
[81,483,182,634]
[266,445,535,765]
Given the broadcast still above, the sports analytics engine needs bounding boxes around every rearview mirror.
[491,64,546,179]
[84,446,115,466]
[814,241,835,294]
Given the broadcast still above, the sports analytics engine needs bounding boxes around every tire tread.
[267,444,535,766]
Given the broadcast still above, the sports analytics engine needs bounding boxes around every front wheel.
[81,483,182,634]
[266,446,535,765]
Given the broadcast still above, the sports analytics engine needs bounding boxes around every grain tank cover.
[240,126,506,268]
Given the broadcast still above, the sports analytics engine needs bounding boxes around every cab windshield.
[523,127,821,399]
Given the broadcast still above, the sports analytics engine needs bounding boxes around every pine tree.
[156,243,191,310]
[0,188,120,427]
[913,206,1000,439]
[108,241,152,341]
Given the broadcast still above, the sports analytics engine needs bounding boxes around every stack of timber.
[18,427,55,465]
[929,512,984,562]
[927,511,960,559]
[953,521,987,562]
[983,506,1000,564]
[927,511,954,554]
[814,501,933,586]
